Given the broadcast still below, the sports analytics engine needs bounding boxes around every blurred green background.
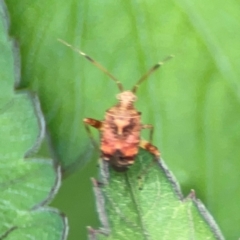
[5,0,240,239]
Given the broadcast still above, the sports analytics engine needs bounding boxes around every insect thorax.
[104,105,141,136]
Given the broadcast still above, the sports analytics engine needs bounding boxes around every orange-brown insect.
[59,39,173,171]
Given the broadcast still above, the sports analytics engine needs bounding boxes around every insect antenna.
[132,55,174,93]
[58,39,124,92]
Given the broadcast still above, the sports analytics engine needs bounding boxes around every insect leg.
[139,139,160,157]
[141,124,154,143]
[83,118,102,150]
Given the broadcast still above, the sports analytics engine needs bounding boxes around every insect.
[59,39,173,171]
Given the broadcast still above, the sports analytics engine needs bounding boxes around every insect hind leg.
[139,139,160,157]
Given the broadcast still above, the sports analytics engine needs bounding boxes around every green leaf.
[0,1,68,239]
[90,150,224,240]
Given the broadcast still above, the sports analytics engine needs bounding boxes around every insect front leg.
[141,124,154,143]
[83,118,102,150]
